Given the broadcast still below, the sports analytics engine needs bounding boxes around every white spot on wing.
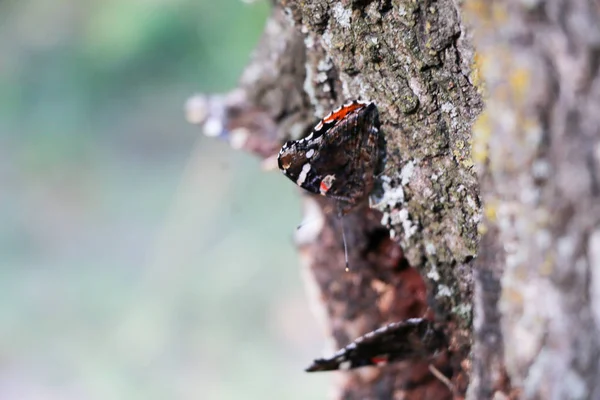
[375,325,389,334]
[306,149,315,158]
[297,163,311,186]
[339,361,352,370]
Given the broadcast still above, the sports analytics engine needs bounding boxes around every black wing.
[305,319,445,372]
[277,101,382,212]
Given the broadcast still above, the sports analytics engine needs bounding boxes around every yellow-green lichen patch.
[472,110,491,165]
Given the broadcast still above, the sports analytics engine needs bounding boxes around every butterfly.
[277,101,383,215]
[305,318,445,372]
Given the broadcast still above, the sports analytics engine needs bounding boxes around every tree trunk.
[188,0,600,398]
[466,1,600,398]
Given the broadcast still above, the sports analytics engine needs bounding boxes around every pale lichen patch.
[332,3,351,29]
[437,285,453,297]
[400,160,415,185]
[427,264,441,281]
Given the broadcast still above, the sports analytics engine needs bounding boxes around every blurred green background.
[0,0,329,398]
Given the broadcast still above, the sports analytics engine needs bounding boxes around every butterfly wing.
[305,319,445,372]
[278,101,382,212]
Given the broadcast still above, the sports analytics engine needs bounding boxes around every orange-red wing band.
[322,103,365,124]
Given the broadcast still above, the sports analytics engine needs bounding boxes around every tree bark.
[466,1,600,398]
[189,0,482,398]
[186,0,600,398]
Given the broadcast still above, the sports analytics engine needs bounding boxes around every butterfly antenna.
[340,213,350,272]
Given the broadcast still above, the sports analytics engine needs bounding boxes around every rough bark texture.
[189,0,600,398]
[188,0,483,398]
[466,1,600,399]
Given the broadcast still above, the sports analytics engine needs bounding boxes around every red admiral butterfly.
[305,318,445,372]
[277,100,383,215]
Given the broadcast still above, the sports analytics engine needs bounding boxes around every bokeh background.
[0,0,330,398]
